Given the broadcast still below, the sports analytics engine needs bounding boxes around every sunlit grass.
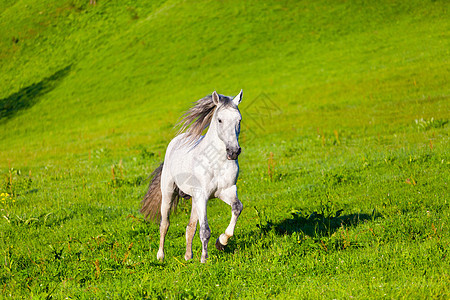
[0,0,449,298]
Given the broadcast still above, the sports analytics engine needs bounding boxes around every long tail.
[140,162,188,222]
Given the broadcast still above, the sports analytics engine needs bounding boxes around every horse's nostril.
[237,147,241,155]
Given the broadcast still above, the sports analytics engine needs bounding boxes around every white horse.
[141,90,243,263]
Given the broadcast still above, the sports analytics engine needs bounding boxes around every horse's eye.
[218,119,222,123]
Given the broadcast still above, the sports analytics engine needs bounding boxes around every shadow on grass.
[223,209,381,253]
[273,210,379,237]
[0,65,72,121]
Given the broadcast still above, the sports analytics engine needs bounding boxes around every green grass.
[1,0,449,298]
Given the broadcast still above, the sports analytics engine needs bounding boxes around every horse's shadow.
[272,210,379,237]
[225,209,381,252]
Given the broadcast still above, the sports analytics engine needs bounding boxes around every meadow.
[0,0,449,298]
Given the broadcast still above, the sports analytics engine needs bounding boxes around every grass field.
[1,0,449,298]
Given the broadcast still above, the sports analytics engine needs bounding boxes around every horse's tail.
[140,162,186,222]
[141,162,165,221]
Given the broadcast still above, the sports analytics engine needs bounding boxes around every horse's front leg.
[194,195,211,263]
[216,185,243,250]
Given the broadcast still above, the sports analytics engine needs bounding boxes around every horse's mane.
[176,93,233,143]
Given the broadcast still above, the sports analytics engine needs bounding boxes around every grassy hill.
[2,0,448,165]
[1,0,449,298]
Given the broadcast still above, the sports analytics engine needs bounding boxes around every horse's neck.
[202,118,225,153]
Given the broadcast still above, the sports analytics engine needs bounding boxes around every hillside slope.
[1,0,448,166]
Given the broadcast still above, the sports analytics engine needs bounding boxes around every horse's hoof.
[215,237,226,251]
[184,252,193,261]
[157,249,164,261]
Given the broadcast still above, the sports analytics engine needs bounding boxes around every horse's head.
[212,90,243,160]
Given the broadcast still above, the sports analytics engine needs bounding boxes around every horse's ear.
[212,91,220,106]
[232,89,243,106]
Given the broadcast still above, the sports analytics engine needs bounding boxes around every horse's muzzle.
[226,147,241,160]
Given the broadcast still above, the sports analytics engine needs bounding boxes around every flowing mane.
[176,93,234,143]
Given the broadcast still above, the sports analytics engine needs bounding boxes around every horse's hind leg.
[193,193,210,263]
[157,183,175,262]
[216,185,243,250]
[184,202,198,261]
